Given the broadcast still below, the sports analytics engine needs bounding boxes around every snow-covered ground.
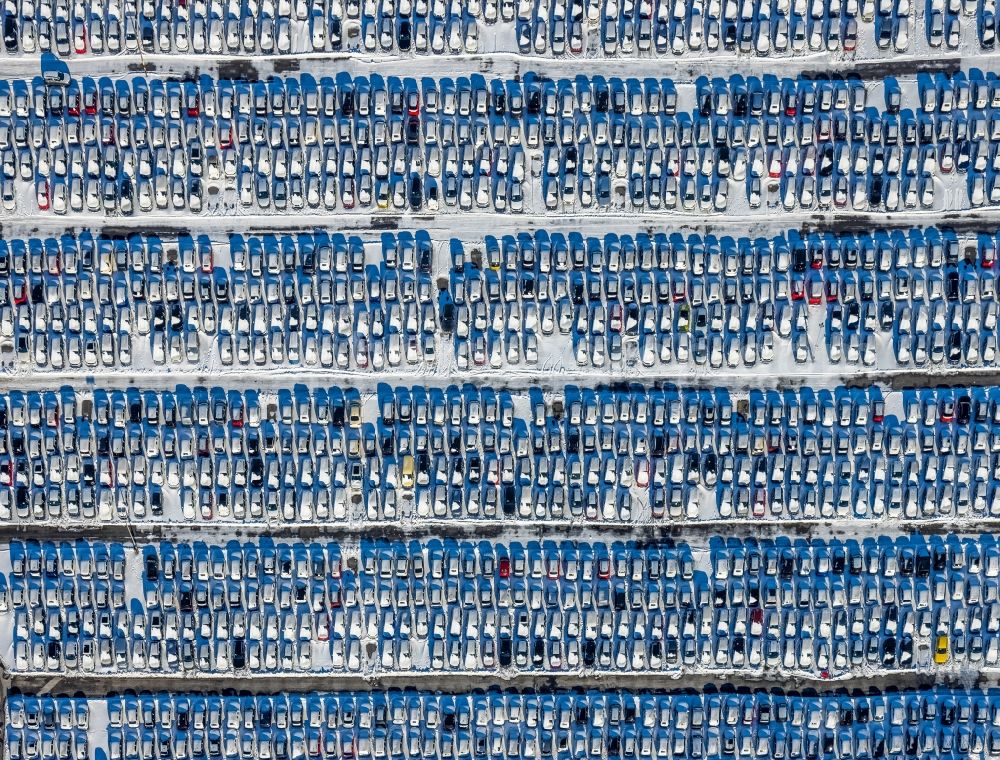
[1,5,999,749]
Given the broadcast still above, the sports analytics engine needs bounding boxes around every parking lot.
[17,688,1000,760]
[0,382,997,527]
[6,533,1000,681]
[5,3,1000,760]
[7,70,1000,217]
[4,71,1000,218]
[1,226,1000,379]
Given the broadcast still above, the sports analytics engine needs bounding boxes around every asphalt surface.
[1,519,999,544]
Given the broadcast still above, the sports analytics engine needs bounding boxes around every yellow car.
[934,635,949,664]
[348,402,362,429]
[401,455,415,490]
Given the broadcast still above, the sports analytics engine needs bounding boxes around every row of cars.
[0,0,482,56]
[8,688,1000,760]
[1,534,996,676]
[4,225,1000,373]
[455,227,1000,370]
[4,72,1000,215]
[0,382,999,524]
[0,0,992,58]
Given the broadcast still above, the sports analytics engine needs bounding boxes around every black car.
[957,395,972,424]
[498,637,512,666]
[406,116,420,145]
[946,270,960,301]
[868,176,883,207]
[4,15,16,51]
[409,175,422,209]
